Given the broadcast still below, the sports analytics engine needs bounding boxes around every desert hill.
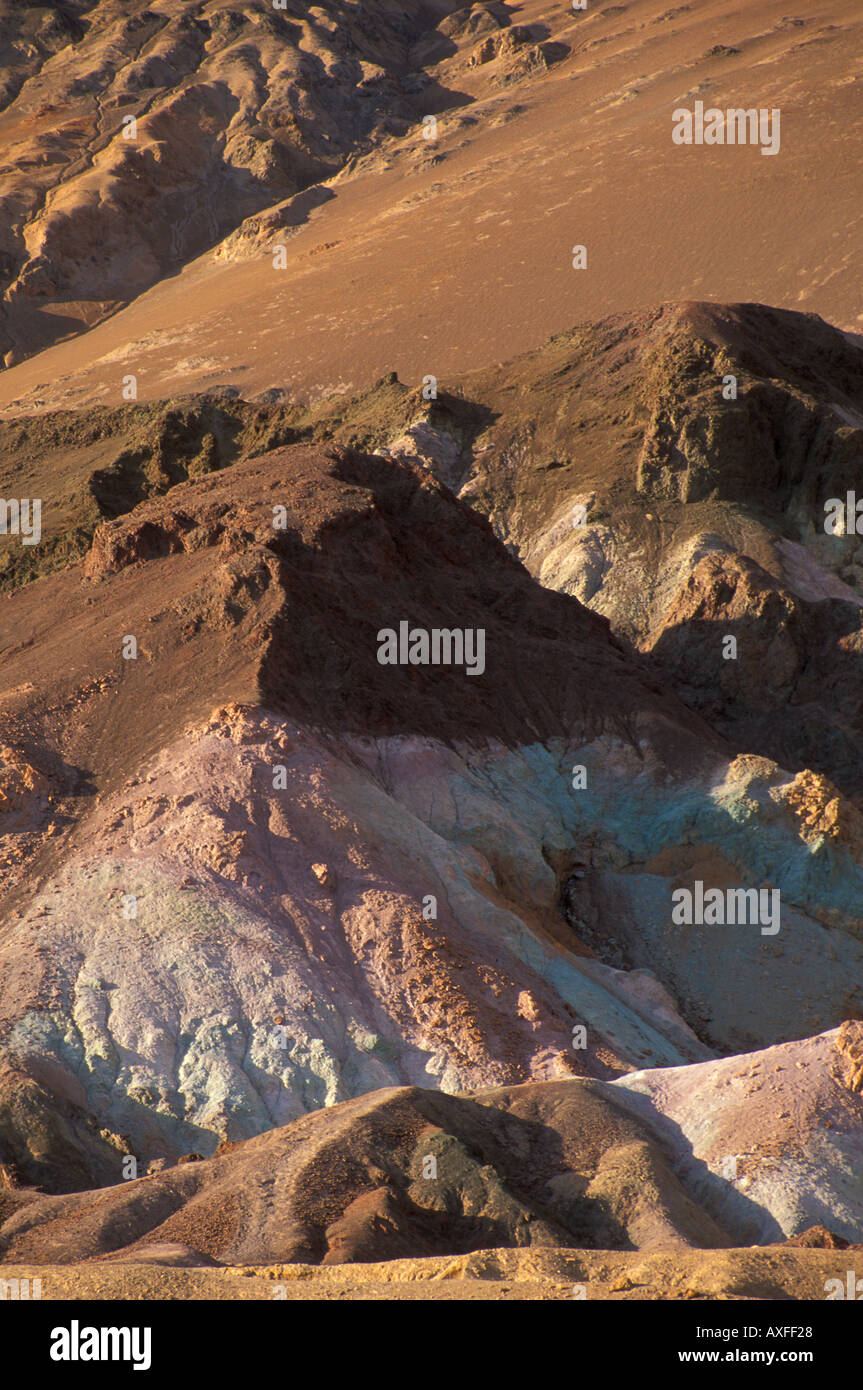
[3,1024,863,1268]
[0,0,860,410]
[1,0,861,1303]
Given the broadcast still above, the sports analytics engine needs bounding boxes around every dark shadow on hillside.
[256,445,715,762]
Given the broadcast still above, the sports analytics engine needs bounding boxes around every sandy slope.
[0,0,860,414]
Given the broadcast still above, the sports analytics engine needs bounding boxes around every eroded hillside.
[1,0,862,1305]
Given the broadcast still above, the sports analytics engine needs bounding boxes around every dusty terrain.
[5,1243,862,1300]
[0,0,860,410]
[0,1,861,1303]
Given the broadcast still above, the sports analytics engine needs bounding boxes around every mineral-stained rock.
[3,1028,863,1268]
[2,441,863,1192]
[613,1025,863,1246]
[437,302,863,800]
[0,0,860,1313]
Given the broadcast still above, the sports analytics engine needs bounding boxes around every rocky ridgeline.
[0,427,862,1273]
[4,300,861,793]
[0,0,479,365]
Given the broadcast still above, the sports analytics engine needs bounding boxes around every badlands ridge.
[0,0,862,1299]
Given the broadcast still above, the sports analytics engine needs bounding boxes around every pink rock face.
[0,706,662,1177]
[777,539,863,609]
[0,435,862,1216]
[0,442,716,1188]
[613,1024,863,1244]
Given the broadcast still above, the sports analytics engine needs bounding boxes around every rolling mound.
[3,1024,863,1271]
